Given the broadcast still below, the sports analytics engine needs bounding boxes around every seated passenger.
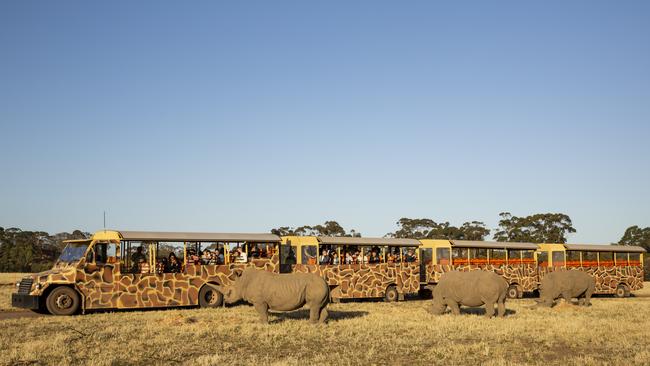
[131,246,147,273]
[344,252,352,264]
[201,250,212,264]
[187,249,200,265]
[387,252,396,263]
[250,245,260,259]
[331,252,340,265]
[404,249,417,263]
[156,258,167,274]
[319,250,330,265]
[369,250,380,264]
[167,253,181,273]
[139,258,150,274]
[235,247,247,263]
[217,249,225,264]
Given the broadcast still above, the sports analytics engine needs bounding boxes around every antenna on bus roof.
[103,211,106,232]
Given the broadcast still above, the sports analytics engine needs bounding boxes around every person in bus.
[187,248,200,265]
[387,250,396,263]
[138,258,150,274]
[344,251,352,264]
[156,257,167,274]
[167,253,181,273]
[201,250,212,264]
[319,250,330,265]
[249,244,260,259]
[216,249,225,264]
[331,252,340,265]
[235,247,247,263]
[130,246,147,273]
[369,250,380,264]
[404,249,417,263]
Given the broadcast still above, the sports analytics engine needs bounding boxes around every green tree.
[618,225,650,281]
[387,218,490,240]
[271,221,361,237]
[493,212,576,243]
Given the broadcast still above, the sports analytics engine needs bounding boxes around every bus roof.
[117,231,280,243]
[564,243,646,253]
[451,240,538,250]
[318,236,420,246]
[62,238,92,244]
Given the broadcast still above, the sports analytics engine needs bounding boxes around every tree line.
[1,212,648,275]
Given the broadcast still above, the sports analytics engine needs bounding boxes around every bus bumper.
[11,293,40,310]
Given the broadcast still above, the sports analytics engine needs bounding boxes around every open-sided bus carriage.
[419,240,539,298]
[280,236,421,301]
[535,243,646,297]
[11,230,282,315]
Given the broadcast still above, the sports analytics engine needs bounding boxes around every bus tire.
[384,286,399,302]
[615,284,629,298]
[45,286,80,316]
[199,285,223,308]
[507,284,521,299]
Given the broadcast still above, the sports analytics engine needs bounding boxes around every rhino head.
[428,286,446,315]
[210,284,242,304]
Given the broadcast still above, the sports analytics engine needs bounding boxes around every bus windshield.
[58,243,90,263]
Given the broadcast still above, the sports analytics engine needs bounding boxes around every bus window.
[469,248,487,265]
[537,251,548,267]
[582,251,597,267]
[156,242,184,273]
[566,251,581,267]
[280,245,297,265]
[599,252,614,267]
[490,249,506,265]
[436,248,450,265]
[522,250,535,264]
[302,245,317,265]
[615,252,629,266]
[121,241,149,274]
[452,247,468,265]
[629,253,641,266]
[552,251,565,267]
[91,242,117,265]
[506,249,521,265]
[420,248,433,265]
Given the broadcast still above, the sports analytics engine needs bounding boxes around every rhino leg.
[254,302,269,324]
[319,305,328,324]
[309,306,321,324]
[562,292,573,305]
[448,300,461,315]
[485,301,495,318]
[497,297,506,317]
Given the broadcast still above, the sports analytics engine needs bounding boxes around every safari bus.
[535,243,646,297]
[280,236,422,301]
[11,230,281,315]
[418,240,539,298]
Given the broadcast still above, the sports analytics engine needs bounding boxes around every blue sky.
[1,1,649,243]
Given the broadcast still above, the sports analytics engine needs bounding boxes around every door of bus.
[78,241,119,308]
[419,248,432,283]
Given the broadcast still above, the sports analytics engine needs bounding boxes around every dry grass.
[0,273,28,285]
[0,283,649,365]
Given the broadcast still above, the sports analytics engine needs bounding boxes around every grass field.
[0,273,27,285]
[0,282,649,365]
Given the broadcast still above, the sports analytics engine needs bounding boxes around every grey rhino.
[428,270,508,318]
[211,268,329,324]
[535,270,595,307]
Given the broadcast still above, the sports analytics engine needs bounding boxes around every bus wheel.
[507,285,521,299]
[384,286,399,302]
[199,285,223,308]
[615,285,629,298]
[46,287,80,316]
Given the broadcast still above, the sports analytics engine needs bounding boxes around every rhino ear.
[234,269,243,277]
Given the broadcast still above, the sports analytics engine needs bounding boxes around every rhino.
[428,270,508,318]
[210,268,329,324]
[535,270,595,307]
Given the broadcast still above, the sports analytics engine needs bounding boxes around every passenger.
[131,246,147,273]
[285,248,297,265]
[369,250,380,264]
[207,251,217,265]
[387,251,396,263]
[188,249,200,265]
[217,249,225,264]
[404,249,417,263]
[201,250,212,264]
[167,253,181,273]
[250,245,260,259]
[139,258,150,274]
[319,250,330,265]
[235,247,247,263]
[345,252,353,264]
[331,252,340,265]
[156,258,167,274]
